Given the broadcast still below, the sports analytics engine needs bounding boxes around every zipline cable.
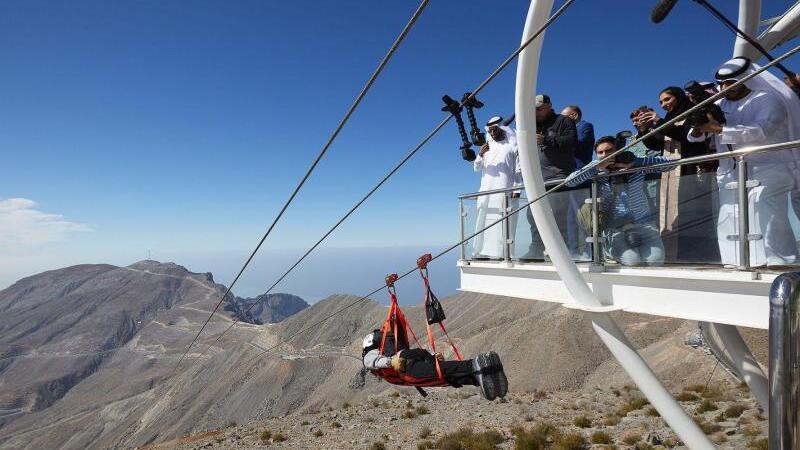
[170,0,430,375]
[244,42,800,364]
[195,0,579,362]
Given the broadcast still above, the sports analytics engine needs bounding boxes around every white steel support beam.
[515,1,714,448]
[758,3,800,53]
[735,0,763,59]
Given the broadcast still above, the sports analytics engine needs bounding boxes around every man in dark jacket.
[521,94,579,260]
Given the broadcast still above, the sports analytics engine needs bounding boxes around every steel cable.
[244,41,800,365]
[196,0,579,363]
[170,0,431,374]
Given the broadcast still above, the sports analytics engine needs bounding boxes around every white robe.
[690,89,798,266]
[472,126,521,258]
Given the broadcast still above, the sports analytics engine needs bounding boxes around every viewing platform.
[457,141,800,331]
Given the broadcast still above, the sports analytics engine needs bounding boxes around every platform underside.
[459,260,778,329]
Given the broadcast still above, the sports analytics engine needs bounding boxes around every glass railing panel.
[461,193,510,261]
[511,185,592,262]
[598,168,720,266]
[734,160,800,267]
[460,197,478,260]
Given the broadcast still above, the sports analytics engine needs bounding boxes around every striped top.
[565,156,673,227]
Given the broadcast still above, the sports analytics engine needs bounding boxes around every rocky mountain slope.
[0,262,768,450]
[153,381,767,450]
[225,293,308,325]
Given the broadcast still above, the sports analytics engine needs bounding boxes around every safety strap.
[417,254,464,381]
[380,274,422,358]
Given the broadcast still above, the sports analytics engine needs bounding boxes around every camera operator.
[688,57,800,267]
[636,87,720,264]
[521,94,578,261]
[564,137,674,266]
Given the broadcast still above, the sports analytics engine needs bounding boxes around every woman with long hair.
[634,86,720,264]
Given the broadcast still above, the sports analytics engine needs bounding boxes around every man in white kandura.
[472,116,521,259]
[689,57,800,267]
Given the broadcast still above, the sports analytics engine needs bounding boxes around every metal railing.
[769,272,800,450]
[459,139,800,270]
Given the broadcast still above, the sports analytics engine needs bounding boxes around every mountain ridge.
[0,262,768,450]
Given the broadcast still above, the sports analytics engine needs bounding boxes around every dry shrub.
[748,438,768,450]
[330,421,342,428]
[724,403,747,418]
[419,426,432,439]
[401,410,417,419]
[272,432,287,442]
[694,417,721,435]
[436,427,504,450]
[711,432,728,444]
[416,405,429,416]
[645,407,660,417]
[616,397,649,417]
[675,392,700,402]
[622,432,642,445]
[590,431,612,444]
[742,425,762,437]
[602,414,621,426]
[370,442,386,450]
[512,423,559,450]
[417,440,435,450]
[260,430,271,441]
[696,399,718,414]
[313,429,324,437]
[573,415,592,428]
[553,432,588,450]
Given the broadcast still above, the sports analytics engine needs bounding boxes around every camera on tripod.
[683,80,726,127]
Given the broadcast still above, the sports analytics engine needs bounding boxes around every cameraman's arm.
[564,163,599,187]
[635,156,675,174]
[718,95,785,146]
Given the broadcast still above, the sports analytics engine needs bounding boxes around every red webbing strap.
[379,285,397,355]
[438,322,463,361]
[420,269,443,380]
[418,253,464,365]
[382,278,420,354]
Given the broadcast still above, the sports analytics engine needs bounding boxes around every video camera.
[683,80,726,127]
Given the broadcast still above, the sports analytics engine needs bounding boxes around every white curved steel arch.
[514,1,715,447]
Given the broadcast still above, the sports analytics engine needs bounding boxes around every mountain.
[224,293,308,325]
[0,263,767,450]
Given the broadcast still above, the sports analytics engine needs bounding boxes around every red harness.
[370,255,463,389]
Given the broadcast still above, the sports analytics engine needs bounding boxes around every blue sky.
[2,0,798,301]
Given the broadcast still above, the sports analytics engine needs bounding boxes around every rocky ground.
[146,377,767,450]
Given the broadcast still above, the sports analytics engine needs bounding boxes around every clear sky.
[2,0,798,301]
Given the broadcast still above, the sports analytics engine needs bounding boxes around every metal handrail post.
[459,198,466,261]
[503,192,511,264]
[769,272,800,450]
[591,180,602,269]
[737,157,751,270]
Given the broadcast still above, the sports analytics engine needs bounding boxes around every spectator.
[521,94,578,261]
[689,57,800,267]
[472,116,520,259]
[630,106,663,157]
[636,87,720,264]
[561,104,594,260]
[565,136,673,266]
[561,105,595,168]
[784,73,800,97]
